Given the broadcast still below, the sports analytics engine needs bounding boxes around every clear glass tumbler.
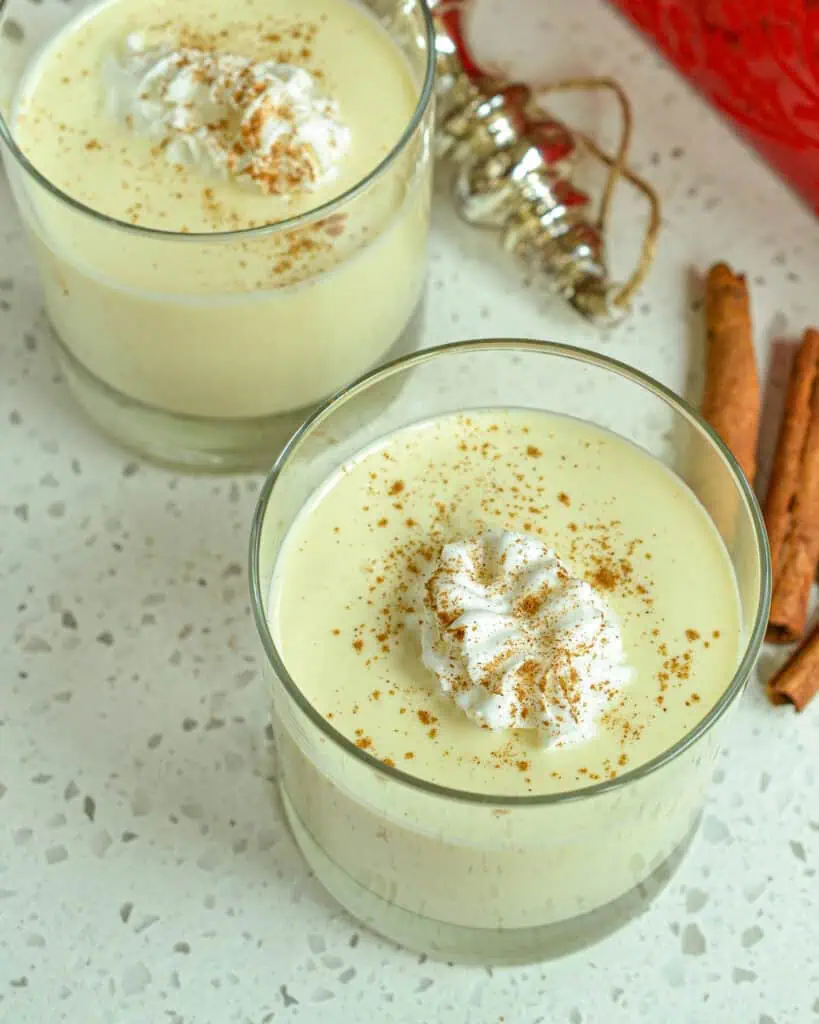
[249,339,770,965]
[0,0,435,470]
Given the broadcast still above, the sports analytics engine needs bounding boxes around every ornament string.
[534,77,661,313]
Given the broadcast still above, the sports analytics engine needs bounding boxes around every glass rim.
[0,0,436,242]
[249,338,772,808]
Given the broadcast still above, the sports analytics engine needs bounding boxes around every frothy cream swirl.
[104,34,351,195]
[419,531,631,746]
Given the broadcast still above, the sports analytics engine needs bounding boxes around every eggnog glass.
[250,340,770,965]
[0,0,434,470]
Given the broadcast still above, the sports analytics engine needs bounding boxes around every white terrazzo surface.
[1,0,818,1021]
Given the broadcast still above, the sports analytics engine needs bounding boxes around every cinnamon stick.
[768,619,819,711]
[702,263,760,482]
[765,328,819,643]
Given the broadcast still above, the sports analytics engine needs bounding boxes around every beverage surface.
[13,0,417,231]
[270,409,742,796]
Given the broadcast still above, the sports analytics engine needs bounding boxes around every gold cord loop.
[534,77,660,312]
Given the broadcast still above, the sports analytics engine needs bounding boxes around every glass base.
[280,786,700,966]
[51,294,426,473]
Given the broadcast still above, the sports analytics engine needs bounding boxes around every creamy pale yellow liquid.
[271,409,742,797]
[7,0,430,419]
[13,0,417,233]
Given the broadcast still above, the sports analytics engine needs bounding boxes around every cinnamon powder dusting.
[306,413,712,788]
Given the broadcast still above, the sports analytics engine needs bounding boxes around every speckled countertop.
[1,1,818,1022]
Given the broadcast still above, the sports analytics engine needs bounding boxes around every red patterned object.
[609,0,819,211]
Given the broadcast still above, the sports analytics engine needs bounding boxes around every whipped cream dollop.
[420,532,631,746]
[103,34,351,195]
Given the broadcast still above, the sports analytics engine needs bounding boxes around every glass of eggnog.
[250,339,770,964]
[0,0,434,469]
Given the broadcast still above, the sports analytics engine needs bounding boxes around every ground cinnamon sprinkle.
[590,564,618,591]
[515,594,542,616]
[663,652,691,681]
[320,414,689,781]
